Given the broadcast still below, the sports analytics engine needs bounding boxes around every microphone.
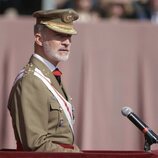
[121,106,158,145]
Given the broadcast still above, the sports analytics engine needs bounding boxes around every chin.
[55,55,69,62]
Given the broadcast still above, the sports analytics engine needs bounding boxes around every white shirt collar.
[33,53,56,72]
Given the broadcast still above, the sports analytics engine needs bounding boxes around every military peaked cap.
[33,8,79,35]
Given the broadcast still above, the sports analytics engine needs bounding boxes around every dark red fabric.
[16,141,74,151]
[0,150,156,158]
[16,141,23,151]
[52,68,62,84]
[52,68,62,76]
[58,143,74,149]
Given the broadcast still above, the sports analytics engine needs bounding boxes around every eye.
[55,33,71,39]
[55,33,63,37]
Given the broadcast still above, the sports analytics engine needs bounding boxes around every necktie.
[52,68,68,100]
[52,68,62,84]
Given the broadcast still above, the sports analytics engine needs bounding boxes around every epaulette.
[23,63,35,77]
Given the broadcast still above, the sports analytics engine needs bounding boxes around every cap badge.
[62,13,74,23]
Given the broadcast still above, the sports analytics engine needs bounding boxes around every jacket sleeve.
[8,74,80,152]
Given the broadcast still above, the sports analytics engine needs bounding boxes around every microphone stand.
[144,132,158,152]
[144,137,151,152]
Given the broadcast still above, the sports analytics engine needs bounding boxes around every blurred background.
[1,0,158,152]
[1,0,158,23]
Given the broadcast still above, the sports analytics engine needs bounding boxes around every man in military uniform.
[8,9,80,152]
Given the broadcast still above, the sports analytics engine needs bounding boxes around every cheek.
[49,41,61,51]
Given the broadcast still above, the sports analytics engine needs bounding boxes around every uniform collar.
[33,53,56,72]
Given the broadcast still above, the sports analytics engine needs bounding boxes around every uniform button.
[59,107,63,112]
[59,118,64,127]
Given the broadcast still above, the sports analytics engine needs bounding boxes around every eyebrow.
[55,32,72,37]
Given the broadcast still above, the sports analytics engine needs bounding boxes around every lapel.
[29,55,67,100]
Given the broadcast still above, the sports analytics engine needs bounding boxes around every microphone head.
[121,106,133,117]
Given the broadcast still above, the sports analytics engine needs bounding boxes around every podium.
[0,150,158,158]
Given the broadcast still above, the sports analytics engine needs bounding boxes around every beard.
[43,42,70,62]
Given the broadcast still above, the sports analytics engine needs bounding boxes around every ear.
[35,33,43,46]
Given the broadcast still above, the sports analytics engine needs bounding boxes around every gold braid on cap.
[41,21,76,34]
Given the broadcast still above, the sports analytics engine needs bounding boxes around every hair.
[34,24,46,50]
[34,24,46,34]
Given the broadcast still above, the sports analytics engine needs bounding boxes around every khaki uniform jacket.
[8,55,80,152]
